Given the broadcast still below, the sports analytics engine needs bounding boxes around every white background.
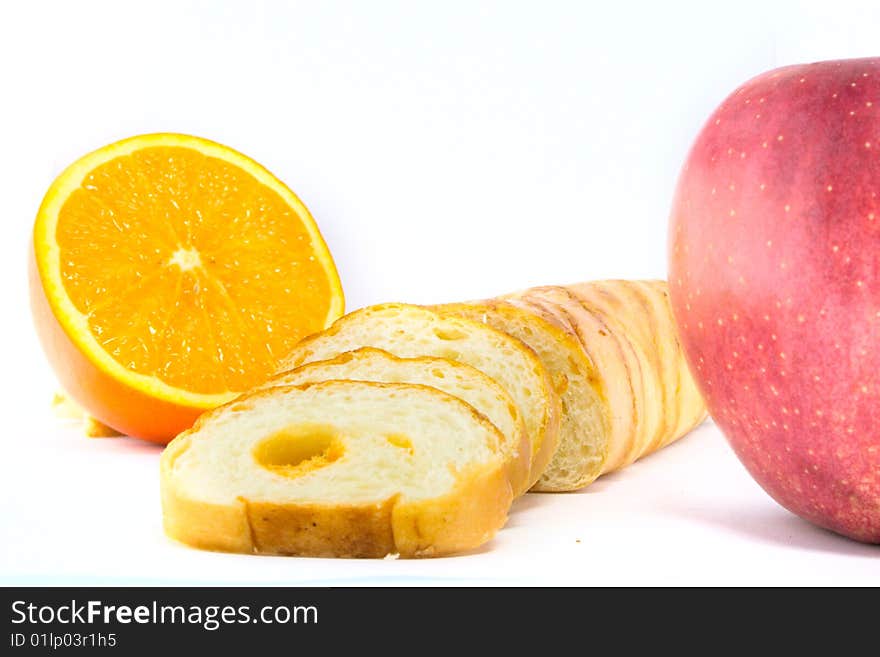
[1,0,878,585]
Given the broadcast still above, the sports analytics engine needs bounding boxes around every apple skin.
[669,58,880,543]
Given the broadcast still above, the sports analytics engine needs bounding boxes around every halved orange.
[30,133,344,443]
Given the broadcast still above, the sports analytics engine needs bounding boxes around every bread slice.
[639,280,708,447]
[160,380,513,558]
[503,286,639,474]
[278,304,561,490]
[564,281,659,467]
[261,347,531,496]
[563,280,707,466]
[431,300,610,492]
[604,280,680,455]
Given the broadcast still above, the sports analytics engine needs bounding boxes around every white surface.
[3,417,878,586]
[1,1,879,586]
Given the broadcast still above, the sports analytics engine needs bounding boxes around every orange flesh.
[55,146,333,394]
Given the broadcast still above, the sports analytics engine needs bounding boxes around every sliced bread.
[638,280,708,447]
[503,286,639,475]
[564,281,659,467]
[504,281,707,477]
[161,380,513,558]
[278,304,561,490]
[563,280,707,466]
[430,300,610,492]
[261,347,531,496]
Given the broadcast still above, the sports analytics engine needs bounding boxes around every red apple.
[669,57,880,543]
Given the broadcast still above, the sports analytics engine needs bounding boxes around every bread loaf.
[159,279,708,559]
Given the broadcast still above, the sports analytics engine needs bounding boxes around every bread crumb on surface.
[52,392,123,438]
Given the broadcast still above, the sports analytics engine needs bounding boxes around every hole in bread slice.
[432,327,467,341]
[253,423,344,478]
[385,434,414,455]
